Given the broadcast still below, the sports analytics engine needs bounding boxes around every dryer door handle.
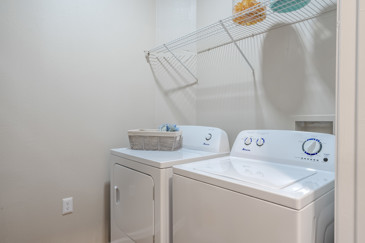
[114,186,120,205]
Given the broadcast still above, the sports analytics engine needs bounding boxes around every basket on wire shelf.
[128,129,183,151]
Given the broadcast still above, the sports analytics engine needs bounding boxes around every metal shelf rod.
[219,20,256,82]
[163,44,198,83]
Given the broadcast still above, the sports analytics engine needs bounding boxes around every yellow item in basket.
[233,0,266,26]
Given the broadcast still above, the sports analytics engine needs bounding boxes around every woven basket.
[128,129,183,151]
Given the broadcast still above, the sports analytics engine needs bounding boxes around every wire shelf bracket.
[219,20,256,82]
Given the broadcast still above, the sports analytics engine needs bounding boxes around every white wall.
[0,1,156,242]
[153,0,197,126]
[0,0,340,242]
[195,0,336,145]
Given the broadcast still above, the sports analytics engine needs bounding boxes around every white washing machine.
[173,130,335,243]
[110,126,230,243]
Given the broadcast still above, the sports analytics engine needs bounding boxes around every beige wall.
[0,1,156,242]
[357,1,365,242]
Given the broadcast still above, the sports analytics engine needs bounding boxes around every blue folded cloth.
[159,124,179,132]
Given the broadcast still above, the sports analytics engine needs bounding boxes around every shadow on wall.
[312,7,337,91]
[148,54,197,124]
[261,24,306,114]
[194,41,262,144]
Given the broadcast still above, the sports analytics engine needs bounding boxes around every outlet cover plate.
[62,197,73,215]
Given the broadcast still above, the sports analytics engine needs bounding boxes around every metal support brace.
[144,51,150,63]
[163,44,199,83]
[219,20,256,81]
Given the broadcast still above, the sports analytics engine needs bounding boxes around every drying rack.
[146,0,337,83]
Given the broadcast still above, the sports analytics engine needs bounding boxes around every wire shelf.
[146,0,336,84]
[147,0,336,55]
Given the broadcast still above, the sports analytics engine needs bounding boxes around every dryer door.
[113,164,154,243]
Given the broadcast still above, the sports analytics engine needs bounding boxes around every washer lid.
[173,156,335,210]
[196,158,316,189]
[111,148,228,168]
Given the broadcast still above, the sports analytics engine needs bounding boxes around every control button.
[302,138,322,156]
[205,133,212,141]
[323,158,328,162]
[256,138,265,147]
[244,137,252,145]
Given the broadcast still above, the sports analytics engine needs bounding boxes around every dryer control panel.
[179,126,230,153]
[230,130,335,172]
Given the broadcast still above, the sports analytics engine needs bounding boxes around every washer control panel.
[231,130,335,171]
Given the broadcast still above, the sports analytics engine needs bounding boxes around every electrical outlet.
[62,197,73,215]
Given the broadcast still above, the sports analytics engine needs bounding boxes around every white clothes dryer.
[110,126,230,243]
[173,130,335,243]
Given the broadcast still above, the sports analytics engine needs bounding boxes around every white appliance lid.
[173,156,335,210]
[111,148,228,168]
[196,157,316,189]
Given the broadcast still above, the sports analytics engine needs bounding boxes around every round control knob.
[256,138,265,147]
[205,133,212,141]
[302,138,322,155]
[244,137,252,145]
